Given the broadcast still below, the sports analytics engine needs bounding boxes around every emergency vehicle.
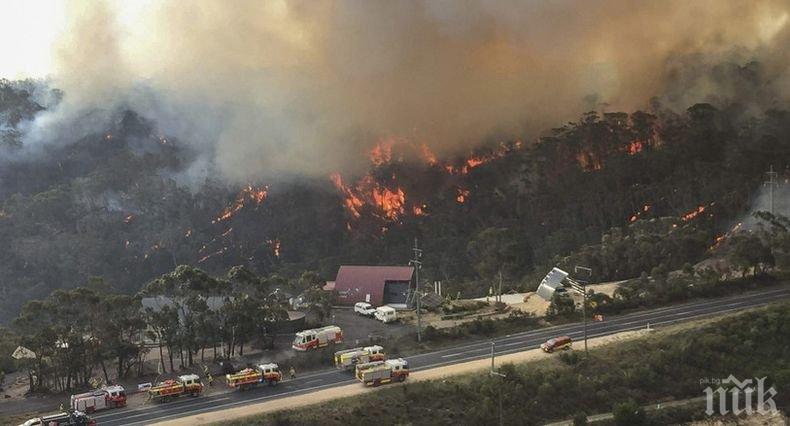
[292,325,343,351]
[70,385,126,413]
[226,363,282,390]
[147,374,203,402]
[334,345,386,370]
[355,358,409,386]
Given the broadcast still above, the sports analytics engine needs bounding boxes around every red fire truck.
[70,385,126,413]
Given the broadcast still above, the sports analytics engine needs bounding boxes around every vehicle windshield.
[546,339,556,346]
[293,335,303,345]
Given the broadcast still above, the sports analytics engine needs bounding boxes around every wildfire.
[681,205,706,221]
[446,144,512,175]
[456,188,470,203]
[629,204,651,222]
[330,173,408,221]
[213,184,268,224]
[412,204,427,216]
[626,140,644,155]
[710,222,743,250]
[420,144,438,166]
[576,152,603,171]
[371,185,405,220]
[369,139,394,166]
[123,214,135,224]
[198,247,228,264]
[330,173,364,218]
[267,239,281,258]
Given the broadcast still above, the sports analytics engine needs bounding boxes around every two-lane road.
[95,286,790,425]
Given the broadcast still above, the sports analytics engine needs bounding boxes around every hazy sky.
[0,1,67,79]
[4,1,790,183]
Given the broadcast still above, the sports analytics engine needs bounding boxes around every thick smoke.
[17,0,790,182]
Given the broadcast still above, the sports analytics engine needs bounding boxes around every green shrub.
[612,399,646,426]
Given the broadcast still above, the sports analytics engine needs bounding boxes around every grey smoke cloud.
[18,0,790,183]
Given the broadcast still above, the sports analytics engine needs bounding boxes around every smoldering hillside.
[1,1,790,323]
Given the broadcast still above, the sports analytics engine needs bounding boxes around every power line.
[410,238,423,342]
[765,165,778,215]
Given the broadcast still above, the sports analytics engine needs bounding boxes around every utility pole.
[765,165,778,215]
[498,270,503,303]
[410,238,423,343]
[490,341,506,426]
[569,266,592,356]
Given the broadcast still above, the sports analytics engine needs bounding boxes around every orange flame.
[369,139,394,166]
[681,205,706,221]
[629,204,651,222]
[626,140,644,155]
[330,173,364,218]
[420,144,438,166]
[456,188,470,203]
[331,173,408,221]
[213,185,268,223]
[198,247,227,264]
[267,239,281,258]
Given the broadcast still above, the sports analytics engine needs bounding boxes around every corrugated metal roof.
[536,267,569,301]
[334,265,414,306]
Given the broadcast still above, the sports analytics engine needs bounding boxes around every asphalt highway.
[94,286,790,425]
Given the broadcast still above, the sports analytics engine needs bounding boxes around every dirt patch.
[155,330,645,425]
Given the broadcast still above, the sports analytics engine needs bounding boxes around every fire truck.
[226,363,282,390]
[70,385,126,413]
[147,374,203,402]
[334,345,386,370]
[292,325,343,351]
[355,358,409,386]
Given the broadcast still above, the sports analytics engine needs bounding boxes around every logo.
[701,375,778,416]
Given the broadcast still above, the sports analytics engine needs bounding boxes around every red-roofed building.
[333,265,414,307]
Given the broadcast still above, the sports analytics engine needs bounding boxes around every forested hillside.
[1,73,789,322]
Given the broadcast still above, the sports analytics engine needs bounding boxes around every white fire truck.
[70,385,126,413]
[292,325,343,351]
[226,363,282,390]
[355,358,409,386]
[334,345,386,370]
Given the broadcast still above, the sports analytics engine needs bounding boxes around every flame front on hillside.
[213,185,268,224]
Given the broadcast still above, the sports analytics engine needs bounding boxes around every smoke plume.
[17,0,790,182]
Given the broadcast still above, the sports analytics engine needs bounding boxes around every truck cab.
[258,363,281,383]
[292,331,316,350]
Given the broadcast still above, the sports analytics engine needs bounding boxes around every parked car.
[540,335,573,353]
[354,302,376,317]
[374,306,397,323]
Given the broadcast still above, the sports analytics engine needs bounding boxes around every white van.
[374,306,397,323]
